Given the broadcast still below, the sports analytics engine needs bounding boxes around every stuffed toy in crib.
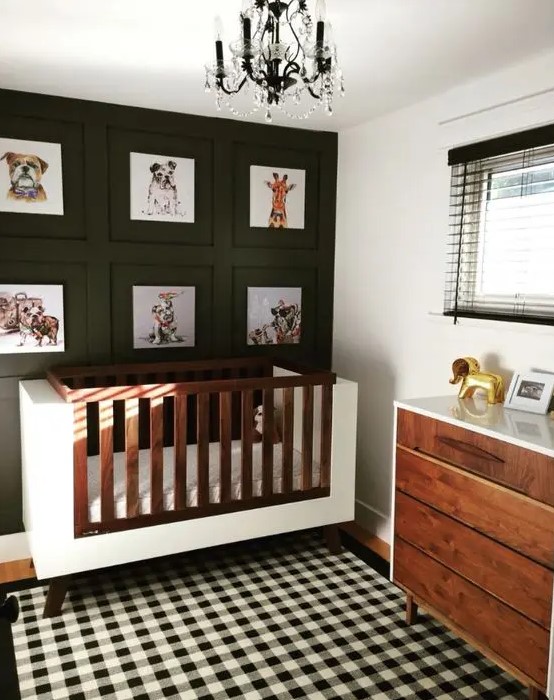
[253,405,282,444]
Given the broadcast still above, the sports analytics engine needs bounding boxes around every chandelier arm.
[243,59,269,86]
[284,2,305,66]
[282,60,302,81]
[307,85,322,100]
[216,74,250,96]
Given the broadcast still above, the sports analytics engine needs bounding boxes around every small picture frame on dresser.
[504,370,554,415]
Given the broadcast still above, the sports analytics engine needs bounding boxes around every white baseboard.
[0,532,29,563]
[354,499,391,544]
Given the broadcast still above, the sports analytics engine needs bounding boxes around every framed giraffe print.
[249,165,306,229]
[233,144,319,250]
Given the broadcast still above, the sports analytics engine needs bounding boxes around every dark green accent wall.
[0,88,338,536]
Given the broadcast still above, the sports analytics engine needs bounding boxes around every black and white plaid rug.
[12,531,526,699]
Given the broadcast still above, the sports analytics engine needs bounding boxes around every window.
[444,125,554,324]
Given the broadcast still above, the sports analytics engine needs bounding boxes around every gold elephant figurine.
[449,357,504,404]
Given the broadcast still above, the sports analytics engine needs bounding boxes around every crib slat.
[73,402,88,534]
[282,388,294,493]
[150,397,164,514]
[197,393,210,507]
[99,400,114,522]
[262,389,274,497]
[125,398,139,518]
[302,385,314,490]
[219,392,232,503]
[174,395,187,510]
[320,385,333,488]
[241,390,253,500]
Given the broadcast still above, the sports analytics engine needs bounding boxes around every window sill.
[427,311,554,336]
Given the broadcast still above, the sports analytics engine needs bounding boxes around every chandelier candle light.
[205,0,344,122]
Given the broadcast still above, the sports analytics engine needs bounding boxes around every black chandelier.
[205,0,344,122]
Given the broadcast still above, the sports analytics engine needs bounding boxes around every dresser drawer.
[394,538,549,687]
[395,490,553,628]
[397,409,554,505]
[396,446,554,568]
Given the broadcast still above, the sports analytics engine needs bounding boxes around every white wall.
[333,49,554,542]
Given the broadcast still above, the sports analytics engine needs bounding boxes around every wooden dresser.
[392,397,554,700]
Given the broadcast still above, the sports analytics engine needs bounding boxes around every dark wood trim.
[282,387,294,493]
[49,370,335,404]
[262,388,274,497]
[125,398,139,518]
[241,390,254,500]
[77,487,330,537]
[73,402,89,537]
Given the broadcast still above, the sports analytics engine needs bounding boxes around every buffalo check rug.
[12,531,527,699]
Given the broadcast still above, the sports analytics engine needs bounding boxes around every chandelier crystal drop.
[205,0,344,122]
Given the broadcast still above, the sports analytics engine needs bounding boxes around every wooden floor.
[0,523,389,585]
[0,559,35,586]
[340,521,390,562]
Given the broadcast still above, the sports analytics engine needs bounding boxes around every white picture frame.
[250,166,306,229]
[130,152,195,223]
[503,371,554,415]
[247,287,302,345]
[0,285,65,354]
[0,138,64,216]
[132,286,195,349]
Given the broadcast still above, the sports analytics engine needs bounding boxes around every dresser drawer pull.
[435,436,504,463]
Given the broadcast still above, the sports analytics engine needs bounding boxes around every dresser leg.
[528,687,547,700]
[43,576,70,618]
[405,594,418,625]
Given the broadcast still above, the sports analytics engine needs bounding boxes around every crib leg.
[43,576,70,618]
[323,524,343,554]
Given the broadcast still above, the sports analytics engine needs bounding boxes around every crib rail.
[48,358,336,538]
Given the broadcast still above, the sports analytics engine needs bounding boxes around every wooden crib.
[20,357,358,617]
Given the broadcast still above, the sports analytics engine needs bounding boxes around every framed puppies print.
[0,137,64,216]
[247,287,302,345]
[132,286,195,349]
[0,285,65,354]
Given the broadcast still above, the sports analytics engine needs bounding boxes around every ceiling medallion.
[205,0,344,123]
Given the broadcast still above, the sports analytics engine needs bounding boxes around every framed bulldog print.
[0,284,65,354]
[130,152,195,223]
[132,286,195,349]
[108,128,212,246]
[247,287,302,345]
[0,137,64,215]
[250,166,306,230]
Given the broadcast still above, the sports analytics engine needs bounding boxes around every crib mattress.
[87,441,320,522]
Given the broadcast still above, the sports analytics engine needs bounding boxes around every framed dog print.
[132,286,195,349]
[250,165,306,229]
[0,137,64,216]
[0,284,65,354]
[130,152,195,223]
[504,370,554,415]
[247,287,302,345]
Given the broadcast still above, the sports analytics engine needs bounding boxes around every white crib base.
[20,375,358,580]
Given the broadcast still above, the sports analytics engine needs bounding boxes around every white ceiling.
[1,0,554,131]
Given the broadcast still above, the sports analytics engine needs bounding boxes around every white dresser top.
[395,395,554,459]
